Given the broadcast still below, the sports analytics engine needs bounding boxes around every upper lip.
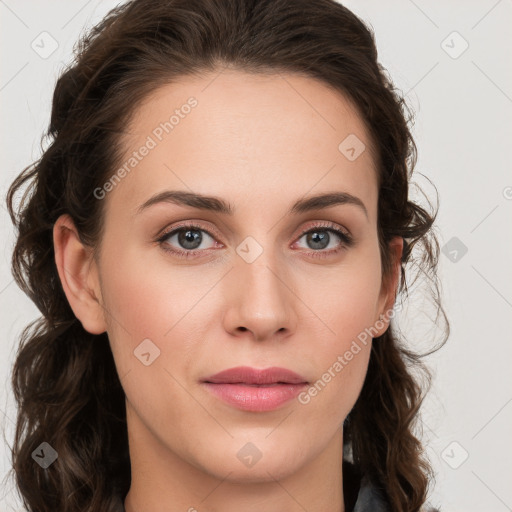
[203,366,308,385]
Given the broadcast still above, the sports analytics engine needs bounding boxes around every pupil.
[179,229,201,249]
[309,231,328,249]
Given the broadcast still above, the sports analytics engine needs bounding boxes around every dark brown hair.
[5,0,448,510]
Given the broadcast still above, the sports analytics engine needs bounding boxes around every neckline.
[342,459,362,511]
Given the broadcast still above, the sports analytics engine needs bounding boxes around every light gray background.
[1,1,511,511]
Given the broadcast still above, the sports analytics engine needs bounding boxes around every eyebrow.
[137,190,368,219]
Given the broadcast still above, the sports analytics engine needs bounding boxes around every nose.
[222,252,298,342]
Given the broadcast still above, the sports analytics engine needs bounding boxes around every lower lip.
[202,382,308,412]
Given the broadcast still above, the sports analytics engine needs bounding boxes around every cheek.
[293,315,372,450]
[98,246,235,421]
[98,246,204,381]
[300,254,382,349]
[98,251,206,426]
[293,255,381,413]
[100,245,212,338]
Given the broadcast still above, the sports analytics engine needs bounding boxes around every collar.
[343,460,440,512]
[343,460,390,512]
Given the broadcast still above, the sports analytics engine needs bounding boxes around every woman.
[6,0,448,510]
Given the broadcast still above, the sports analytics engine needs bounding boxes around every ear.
[53,214,107,334]
[372,236,403,337]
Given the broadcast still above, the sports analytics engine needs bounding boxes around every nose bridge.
[223,238,297,340]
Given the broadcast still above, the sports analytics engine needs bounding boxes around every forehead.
[108,69,379,222]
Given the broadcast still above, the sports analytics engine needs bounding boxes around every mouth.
[201,366,309,412]
[203,365,308,385]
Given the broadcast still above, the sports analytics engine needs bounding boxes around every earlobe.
[53,214,107,335]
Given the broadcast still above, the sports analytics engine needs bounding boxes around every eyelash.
[156,221,354,260]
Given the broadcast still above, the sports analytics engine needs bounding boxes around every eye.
[157,223,219,259]
[294,222,354,258]
[156,221,354,260]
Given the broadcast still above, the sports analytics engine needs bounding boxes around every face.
[59,70,401,487]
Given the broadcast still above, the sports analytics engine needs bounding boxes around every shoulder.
[343,461,389,512]
[355,479,441,512]
[352,473,388,512]
[343,460,441,512]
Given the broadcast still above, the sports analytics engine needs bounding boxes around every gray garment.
[352,474,389,512]
[348,467,440,512]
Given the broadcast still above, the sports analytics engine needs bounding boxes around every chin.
[219,460,301,484]
[193,442,305,484]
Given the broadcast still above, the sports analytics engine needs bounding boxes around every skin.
[54,69,402,512]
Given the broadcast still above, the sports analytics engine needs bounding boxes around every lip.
[201,366,309,412]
